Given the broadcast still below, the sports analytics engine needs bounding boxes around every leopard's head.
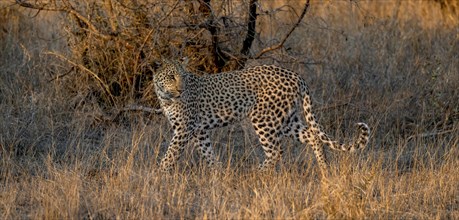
[151,59,186,101]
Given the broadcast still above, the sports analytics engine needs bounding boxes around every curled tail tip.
[357,122,370,135]
[357,122,369,130]
[356,122,370,149]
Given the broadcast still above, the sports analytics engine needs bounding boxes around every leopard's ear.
[179,57,189,66]
[151,59,163,72]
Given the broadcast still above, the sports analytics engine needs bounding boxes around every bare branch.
[15,0,61,11]
[253,0,310,59]
[16,0,112,40]
[97,104,163,123]
[240,0,258,57]
[104,0,118,34]
[157,0,181,25]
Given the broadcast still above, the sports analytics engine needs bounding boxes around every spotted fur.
[153,59,370,174]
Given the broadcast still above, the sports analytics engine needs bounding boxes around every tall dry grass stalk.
[1,0,458,219]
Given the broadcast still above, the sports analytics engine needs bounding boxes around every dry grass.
[1,0,458,219]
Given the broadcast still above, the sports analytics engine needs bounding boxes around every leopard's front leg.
[194,129,219,168]
[159,130,191,172]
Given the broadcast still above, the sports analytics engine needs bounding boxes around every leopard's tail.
[301,83,370,152]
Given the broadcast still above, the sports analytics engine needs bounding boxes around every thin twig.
[407,129,457,141]
[123,104,163,114]
[253,0,310,59]
[316,102,351,112]
[45,51,115,105]
[48,66,74,82]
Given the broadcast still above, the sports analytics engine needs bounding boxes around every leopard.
[152,59,370,175]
